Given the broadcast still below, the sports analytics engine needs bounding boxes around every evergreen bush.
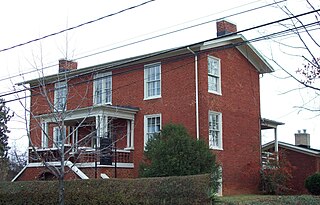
[305,172,320,195]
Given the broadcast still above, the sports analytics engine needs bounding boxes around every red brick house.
[13,20,273,195]
[262,130,320,194]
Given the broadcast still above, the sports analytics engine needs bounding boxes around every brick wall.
[26,46,262,195]
[279,147,319,194]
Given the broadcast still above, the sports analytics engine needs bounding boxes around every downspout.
[187,47,199,140]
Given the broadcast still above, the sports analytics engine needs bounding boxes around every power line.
[2,13,319,103]
[2,5,319,102]
[0,0,155,53]
[4,19,320,104]
[0,0,286,84]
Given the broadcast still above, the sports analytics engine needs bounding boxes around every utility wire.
[0,0,155,53]
[2,13,319,103]
[4,18,320,104]
[2,5,319,102]
[0,0,286,84]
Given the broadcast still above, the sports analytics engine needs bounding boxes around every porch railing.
[261,151,278,169]
[29,147,133,164]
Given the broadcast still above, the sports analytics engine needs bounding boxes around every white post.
[274,127,279,162]
[130,119,134,148]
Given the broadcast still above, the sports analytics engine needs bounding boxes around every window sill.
[208,90,222,96]
[93,102,112,106]
[124,147,134,151]
[144,96,161,101]
[210,147,223,151]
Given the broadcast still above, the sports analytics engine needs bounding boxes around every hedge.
[0,174,212,205]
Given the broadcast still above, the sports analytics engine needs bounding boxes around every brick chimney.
[59,59,78,73]
[295,129,310,148]
[216,20,237,37]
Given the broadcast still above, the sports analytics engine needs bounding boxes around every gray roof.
[262,140,320,156]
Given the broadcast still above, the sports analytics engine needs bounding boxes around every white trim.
[262,141,320,156]
[201,34,273,74]
[144,113,162,148]
[144,62,161,100]
[11,161,89,181]
[53,126,66,148]
[41,122,49,148]
[65,161,89,179]
[209,111,223,150]
[75,162,134,168]
[208,56,222,95]
[11,165,28,182]
[54,81,68,111]
[38,105,138,123]
[100,173,109,179]
[93,72,112,105]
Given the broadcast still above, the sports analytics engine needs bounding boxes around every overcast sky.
[1,0,320,152]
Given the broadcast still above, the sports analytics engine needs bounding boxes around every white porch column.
[274,127,279,162]
[126,119,134,149]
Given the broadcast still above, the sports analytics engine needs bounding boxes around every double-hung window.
[144,114,161,148]
[41,122,49,148]
[53,126,66,148]
[94,72,112,105]
[209,111,222,149]
[208,56,221,94]
[54,81,67,111]
[144,63,161,99]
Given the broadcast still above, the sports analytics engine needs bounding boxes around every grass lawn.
[219,195,320,205]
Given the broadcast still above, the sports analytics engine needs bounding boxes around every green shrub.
[305,172,320,195]
[139,123,221,201]
[0,174,212,205]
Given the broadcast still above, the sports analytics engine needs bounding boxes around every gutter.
[187,47,200,140]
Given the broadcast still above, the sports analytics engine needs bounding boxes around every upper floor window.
[144,114,161,148]
[208,56,221,94]
[54,81,67,111]
[209,111,222,150]
[144,63,161,99]
[94,72,112,105]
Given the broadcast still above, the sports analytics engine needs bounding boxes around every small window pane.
[208,57,221,94]
[94,73,112,105]
[209,112,222,149]
[145,63,161,98]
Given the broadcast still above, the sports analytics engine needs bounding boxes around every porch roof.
[261,118,284,130]
[37,105,139,123]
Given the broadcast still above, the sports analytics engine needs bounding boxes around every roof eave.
[262,141,320,156]
[201,34,274,74]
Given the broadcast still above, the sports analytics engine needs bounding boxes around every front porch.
[30,105,138,166]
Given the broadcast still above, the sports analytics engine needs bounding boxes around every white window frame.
[70,126,78,152]
[54,81,68,111]
[209,111,223,150]
[144,62,161,100]
[41,122,49,148]
[208,56,221,95]
[53,126,66,148]
[93,72,112,105]
[144,114,161,148]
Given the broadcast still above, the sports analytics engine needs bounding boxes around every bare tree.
[262,0,320,113]
[14,47,135,204]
